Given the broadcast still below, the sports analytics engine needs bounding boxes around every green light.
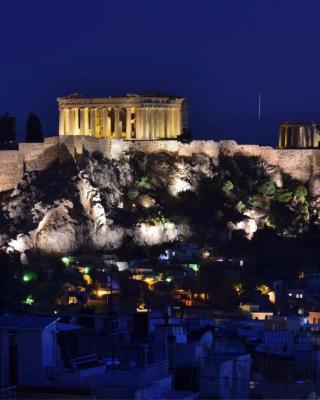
[61,256,74,267]
[166,277,172,283]
[23,274,31,282]
[24,295,34,306]
[84,267,90,274]
[23,272,37,282]
[188,264,199,272]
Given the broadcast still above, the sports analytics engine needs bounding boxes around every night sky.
[1,0,320,145]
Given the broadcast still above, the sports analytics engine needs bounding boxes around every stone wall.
[0,151,24,192]
[1,135,320,193]
[19,136,59,172]
[108,139,320,182]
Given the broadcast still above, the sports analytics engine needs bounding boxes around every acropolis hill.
[1,93,320,193]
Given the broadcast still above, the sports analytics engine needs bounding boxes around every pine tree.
[25,113,43,142]
[0,112,16,143]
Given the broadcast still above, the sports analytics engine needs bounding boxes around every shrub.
[128,188,139,201]
[137,176,151,190]
[223,180,234,193]
[275,189,293,203]
[294,185,308,202]
[258,180,276,196]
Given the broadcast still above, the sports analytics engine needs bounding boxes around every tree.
[0,112,16,143]
[25,113,43,142]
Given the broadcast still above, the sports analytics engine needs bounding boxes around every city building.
[58,93,187,140]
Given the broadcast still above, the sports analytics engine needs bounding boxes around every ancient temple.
[278,122,320,148]
[57,93,186,140]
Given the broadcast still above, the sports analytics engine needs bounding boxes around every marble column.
[154,109,158,139]
[59,108,65,135]
[149,109,154,139]
[114,108,120,138]
[107,110,111,137]
[138,109,143,140]
[177,109,181,136]
[90,108,96,136]
[64,109,70,135]
[170,108,174,138]
[126,108,132,139]
[160,109,165,138]
[164,109,167,138]
[136,109,141,139]
[145,109,150,140]
[102,108,108,137]
[84,108,89,135]
[80,109,85,135]
[71,108,76,134]
[284,127,288,148]
[74,108,79,135]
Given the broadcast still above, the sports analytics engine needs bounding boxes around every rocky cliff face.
[0,149,315,258]
[0,150,214,256]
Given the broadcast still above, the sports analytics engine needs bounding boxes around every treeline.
[0,112,44,144]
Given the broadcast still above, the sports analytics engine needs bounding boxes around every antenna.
[258,92,261,119]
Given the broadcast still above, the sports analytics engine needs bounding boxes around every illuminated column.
[154,108,158,139]
[70,108,75,134]
[164,109,168,138]
[177,108,181,136]
[174,109,179,137]
[278,128,282,148]
[149,109,154,139]
[59,108,65,135]
[284,126,288,148]
[107,109,111,137]
[90,108,96,137]
[74,108,79,135]
[143,109,147,139]
[135,109,140,139]
[80,109,85,135]
[126,108,132,139]
[65,108,70,133]
[137,108,143,139]
[84,108,89,135]
[157,109,161,138]
[114,108,120,138]
[145,109,150,140]
[102,108,108,137]
[169,108,174,138]
[160,109,165,138]
[170,108,174,138]
[136,108,141,139]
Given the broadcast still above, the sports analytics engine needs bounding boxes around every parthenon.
[278,122,320,148]
[57,93,187,140]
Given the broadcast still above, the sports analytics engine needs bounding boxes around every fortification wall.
[1,135,320,193]
[0,151,24,192]
[59,136,112,161]
[19,136,59,171]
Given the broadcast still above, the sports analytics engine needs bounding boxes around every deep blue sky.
[1,0,320,145]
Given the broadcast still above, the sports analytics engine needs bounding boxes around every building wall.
[1,135,320,193]
[16,330,43,384]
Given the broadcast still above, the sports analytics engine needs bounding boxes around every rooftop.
[0,315,59,330]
